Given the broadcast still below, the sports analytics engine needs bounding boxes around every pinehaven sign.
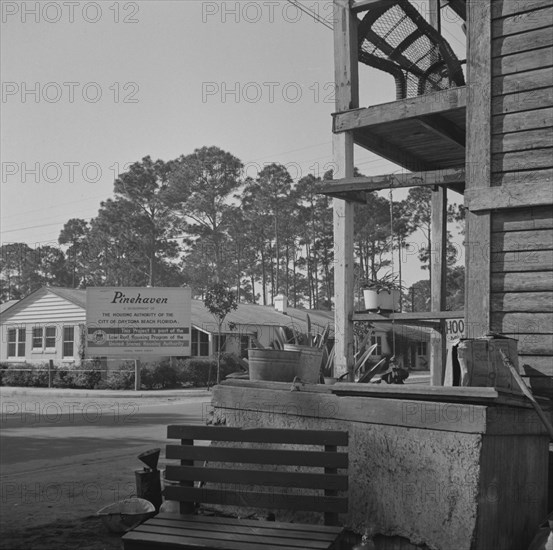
[86,287,191,356]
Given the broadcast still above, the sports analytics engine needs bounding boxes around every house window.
[416,341,427,356]
[191,329,209,357]
[63,327,75,358]
[8,328,26,358]
[45,326,56,348]
[213,335,227,353]
[240,335,250,358]
[370,335,382,355]
[32,327,43,349]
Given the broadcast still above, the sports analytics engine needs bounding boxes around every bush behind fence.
[0,354,242,390]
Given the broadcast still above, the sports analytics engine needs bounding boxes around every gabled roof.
[47,287,87,309]
[0,300,18,314]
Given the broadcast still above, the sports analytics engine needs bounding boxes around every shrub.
[141,361,181,390]
[71,361,104,389]
[0,363,49,387]
[101,363,135,390]
[179,354,243,387]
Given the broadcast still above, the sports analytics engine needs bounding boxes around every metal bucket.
[283,344,324,384]
[248,349,302,382]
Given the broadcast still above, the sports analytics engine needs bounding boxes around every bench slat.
[143,516,342,541]
[152,512,344,534]
[122,529,333,550]
[166,445,348,468]
[164,465,348,491]
[167,425,348,446]
[164,486,348,513]
[129,522,334,549]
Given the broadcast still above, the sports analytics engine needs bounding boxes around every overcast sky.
[1,0,466,287]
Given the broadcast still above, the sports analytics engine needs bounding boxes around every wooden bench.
[122,425,349,550]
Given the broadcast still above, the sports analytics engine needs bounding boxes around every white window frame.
[371,335,382,356]
[32,327,44,349]
[62,326,75,359]
[31,325,57,351]
[8,327,26,358]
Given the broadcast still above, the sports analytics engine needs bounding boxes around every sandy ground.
[1,389,209,549]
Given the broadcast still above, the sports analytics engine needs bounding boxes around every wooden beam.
[465,0,492,339]
[466,182,553,211]
[430,186,448,386]
[416,114,466,148]
[319,169,465,202]
[332,0,358,381]
[353,310,464,321]
[441,0,466,21]
[333,86,466,133]
[350,0,388,13]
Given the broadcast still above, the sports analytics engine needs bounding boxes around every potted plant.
[361,274,401,312]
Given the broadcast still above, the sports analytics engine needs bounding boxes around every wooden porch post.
[465,0,492,338]
[428,0,448,385]
[333,0,358,380]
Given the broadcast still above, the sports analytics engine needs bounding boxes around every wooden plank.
[492,6,553,37]
[167,426,348,446]
[491,0,553,19]
[333,87,467,133]
[491,271,553,292]
[501,334,553,355]
[493,27,553,58]
[164,465,348,491]
[465,0,492,339]
[163,486,348,514]
[491,291,553,312]
[492,149,553,173]
[476,435,549,550]
[166,445,349,468]
[491,88,553,115]
[492,107,553,134]
[492,229,553,252]
[332,0,358,380]
[493,68,553,96]
[492,128,553,153]
[490,312,553,334]
[491,249,553,272]
[465,182,553,210]
[492,47,553,77]
[492,207,553,232]
[491,168,553,187]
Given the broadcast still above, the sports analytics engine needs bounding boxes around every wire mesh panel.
[358,0,465,99]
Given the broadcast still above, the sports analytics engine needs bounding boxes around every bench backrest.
[164,425,349,526]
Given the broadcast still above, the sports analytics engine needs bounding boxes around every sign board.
[445,318,465,341]
[86,287,191,356]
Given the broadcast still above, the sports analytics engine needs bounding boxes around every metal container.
[248,349,302,382]
[283,344,324,384]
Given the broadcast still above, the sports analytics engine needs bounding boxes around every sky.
[1,0,466,289]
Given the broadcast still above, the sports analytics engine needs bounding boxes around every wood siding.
[490,0,553,396]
